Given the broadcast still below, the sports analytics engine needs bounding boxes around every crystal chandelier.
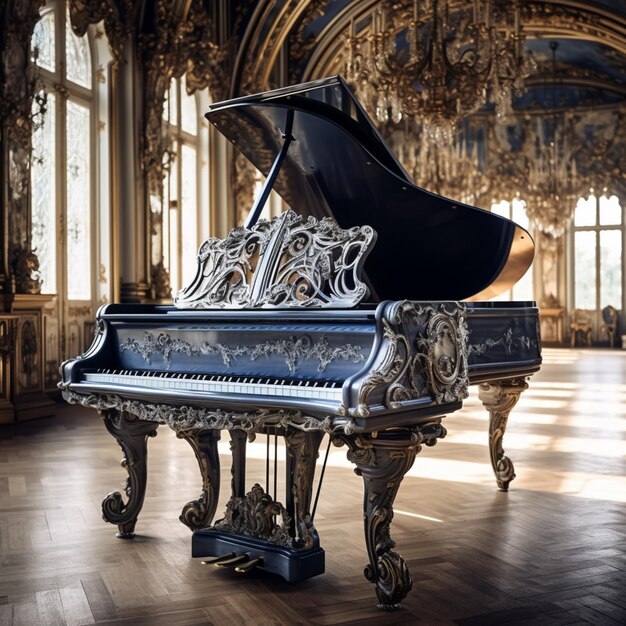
[345,0,534,145]
[521,42,583,238]
[388,119,490,206]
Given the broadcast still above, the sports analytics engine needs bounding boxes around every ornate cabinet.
[0,294,56,423]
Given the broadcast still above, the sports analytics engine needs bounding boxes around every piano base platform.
[192,529,325,582]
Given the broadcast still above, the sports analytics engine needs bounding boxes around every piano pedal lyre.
[235,557,263,574]
[200,552,237,566]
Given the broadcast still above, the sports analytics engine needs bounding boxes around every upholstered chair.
[569,309,593,347]
[601,305,619,347]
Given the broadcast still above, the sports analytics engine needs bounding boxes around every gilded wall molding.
[138,0,230,299]
[522,2,626,55]
[286,0,327,84]
[233,0,307,95]
[232,151,258,226]
[69,0,135,64]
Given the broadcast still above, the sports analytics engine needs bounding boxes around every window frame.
[162,76,210,294]
[569,192,625,339]
[31,0,97,302]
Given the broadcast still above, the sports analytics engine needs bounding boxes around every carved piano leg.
[177,429,221,530]
[100,410,159,538]
[342,427,437,610]
[284,429,324,547]
[478,377,529,491]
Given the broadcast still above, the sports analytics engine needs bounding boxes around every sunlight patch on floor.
[394,509,444,523]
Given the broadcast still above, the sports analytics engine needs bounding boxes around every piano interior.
[60,76,541,611]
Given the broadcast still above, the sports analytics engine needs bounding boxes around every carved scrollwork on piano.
[414,306,469,404]
[100,410,159,538]
[478,378,529,491]
[213,483,296,549]
[62,390,336,433]
[339,426,446,610]
[177,429,221,531]
[352,301,469,417]
[175,210,376,309]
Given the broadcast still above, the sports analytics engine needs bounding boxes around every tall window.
[572,192,623,312]
[29,0,111,375]
[163,75,209,294]
[490,197,534,301]
[31,1,93,299]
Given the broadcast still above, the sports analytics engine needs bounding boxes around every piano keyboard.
[83,370,344,401]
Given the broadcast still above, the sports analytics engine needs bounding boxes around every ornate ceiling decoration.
[271,1,626,238]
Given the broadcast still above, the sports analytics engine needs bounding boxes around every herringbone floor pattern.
[1,348,625,624]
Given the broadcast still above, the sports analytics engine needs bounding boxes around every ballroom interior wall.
[0,0,624,421]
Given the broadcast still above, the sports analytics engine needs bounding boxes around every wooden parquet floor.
[1,348,625,625]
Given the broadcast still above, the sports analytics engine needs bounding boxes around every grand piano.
[60,76,541,610]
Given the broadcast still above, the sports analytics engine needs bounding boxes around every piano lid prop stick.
[244,109,294,229]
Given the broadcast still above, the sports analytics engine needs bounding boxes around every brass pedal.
[214,554,249,568]
[235,557,263,574]
[200,552,237,566]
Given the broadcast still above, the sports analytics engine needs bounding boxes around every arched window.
[571,191,624,335]
[162,75,210,294]
[30,0,111,376]
[490,197,534,301]
[31,1,93,298]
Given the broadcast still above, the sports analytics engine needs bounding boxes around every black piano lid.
[207,76,534,302]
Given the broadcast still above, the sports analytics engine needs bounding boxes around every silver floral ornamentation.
[175,210,376,309]
[119,332,248,367]
[468,327,538,357]
[119,331,364,374]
